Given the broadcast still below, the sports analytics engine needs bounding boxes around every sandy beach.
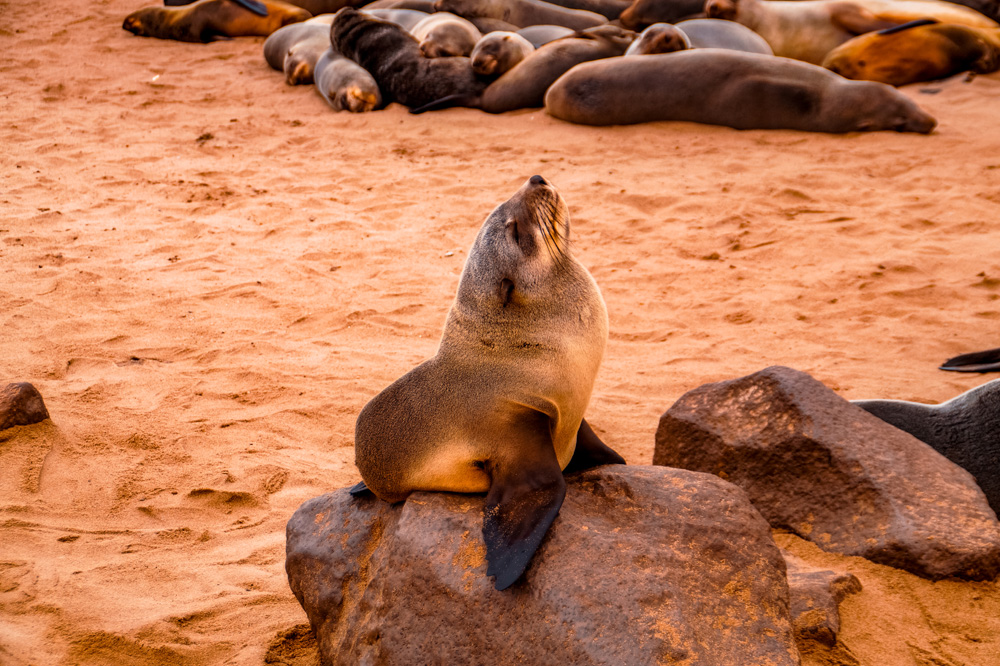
[2,0,1000,663]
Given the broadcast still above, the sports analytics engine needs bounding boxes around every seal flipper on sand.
[349,480,373,496]
[483,413,566,591]
[562,418,626,474]
[941,348,1000,373]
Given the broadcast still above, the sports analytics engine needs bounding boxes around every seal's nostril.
[530,175,546,186]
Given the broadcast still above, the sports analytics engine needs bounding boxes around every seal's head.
[122,9,154,36]
[833,80,937,133]
[705,0,739,21]
[456,176,574,318]
[628,23,691,55]
[338,86,381,113]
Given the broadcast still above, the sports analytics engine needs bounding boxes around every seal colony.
[120,0,1000,129]
[350,176,625,590]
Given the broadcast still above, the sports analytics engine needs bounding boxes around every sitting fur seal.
[854,379,1000,515]
[412,25,635,112]
[624,22,691,54]
[435,0,609,30]
[314,47,383,111]
[410,12,483,57]
[705,0,998,65]
[471,30,536,76]
[351,175,626,591]
[331,7,486,108]
[264,22,331,84]
[517,24,576,46]
[544,49,938,132]
[941,347,1000,373]
[124,0,310,42]
[675,17,773,53]
[823,19,1000,85]
[361,7,430,30]
[618,0,708,29]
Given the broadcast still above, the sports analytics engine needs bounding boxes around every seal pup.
[263,22,331,83]
[411,25,635,112]
[705,0,999,65]
[544,49,938,132]
[624,22,691,54]
[331,7,486,108]
[351,176,626,591]
[941,347,1000,373]
[471,31,536,76]
[314,47,383,111]
[435,0,609,30]
[823,19,1000,85]
[517,24,576,47]
[618,0,708,29]
[854,379,1000,515]
[410,12,483,57]
[124,0,310,42]
[360,8,429,30]
[675,17,773,53]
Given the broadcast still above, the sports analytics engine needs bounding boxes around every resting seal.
[544,49,937,132]
[351,176,625,590]
[412,25,635,112]
[705,0,998,65]
[624,22,691,54]
[675,17,773,53]
[331,7,486,108]
[314,47,383,111]
[618,0,707,29]
[471,30,536,76]
[435,0,609,30]
[410,12,483,57]
[823,20,1000,85]
[124,0,310,42]
[854,380,1000,515]
[263,22,331,83]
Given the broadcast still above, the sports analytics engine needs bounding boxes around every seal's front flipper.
[563,418,626,474]
[349,480,373,497]
[483,417,566,591]
[941,347,1000,373]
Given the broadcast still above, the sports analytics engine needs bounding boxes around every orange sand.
[2,0,999,663]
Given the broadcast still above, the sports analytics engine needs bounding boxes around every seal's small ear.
[482,412,566,591]
[349,480,374,497]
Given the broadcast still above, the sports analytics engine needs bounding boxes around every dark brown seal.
[618,0,707,29]
[411,25,635,113]
[330,7,486,108]
[544,49,937,132]
[823,20,1000,86]
[124,0,310,42]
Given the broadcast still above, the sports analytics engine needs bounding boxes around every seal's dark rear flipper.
[941,347,1000,373]
[163,0,194,5]
[409,94,475,114]
[562,417,626,474]
[233,0,269,17]
[876,18,938,35]
[349,480,373,497]
[483,416,566,591]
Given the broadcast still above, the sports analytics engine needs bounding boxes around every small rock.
[783,552,861,647]
[0,382,50,431]
[654,366,1000,580]
[286,466,801,666]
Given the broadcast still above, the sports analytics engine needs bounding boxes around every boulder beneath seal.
[654,366,1000,581]
[286,465,801,666]
[0,382,50,431]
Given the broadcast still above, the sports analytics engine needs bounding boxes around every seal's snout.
[529,175,547,186]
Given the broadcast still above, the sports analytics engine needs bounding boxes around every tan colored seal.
[624,22,691,55]
[123,0,310,42]
[544,49,937,132]
[263,22,331,84]
[705,0,998,64]
[471,30,536,76]
[823,19,1000,85]
[351,176,625,590]
[410,11,483,57]
[314,47,383,111]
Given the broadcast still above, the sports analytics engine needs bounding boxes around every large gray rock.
[286,465,801,666]
[654,366,1000,581]
[0,382,49,431]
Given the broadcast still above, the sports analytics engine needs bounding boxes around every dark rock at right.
[654,366,1000,581]
[0,382,50,432]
